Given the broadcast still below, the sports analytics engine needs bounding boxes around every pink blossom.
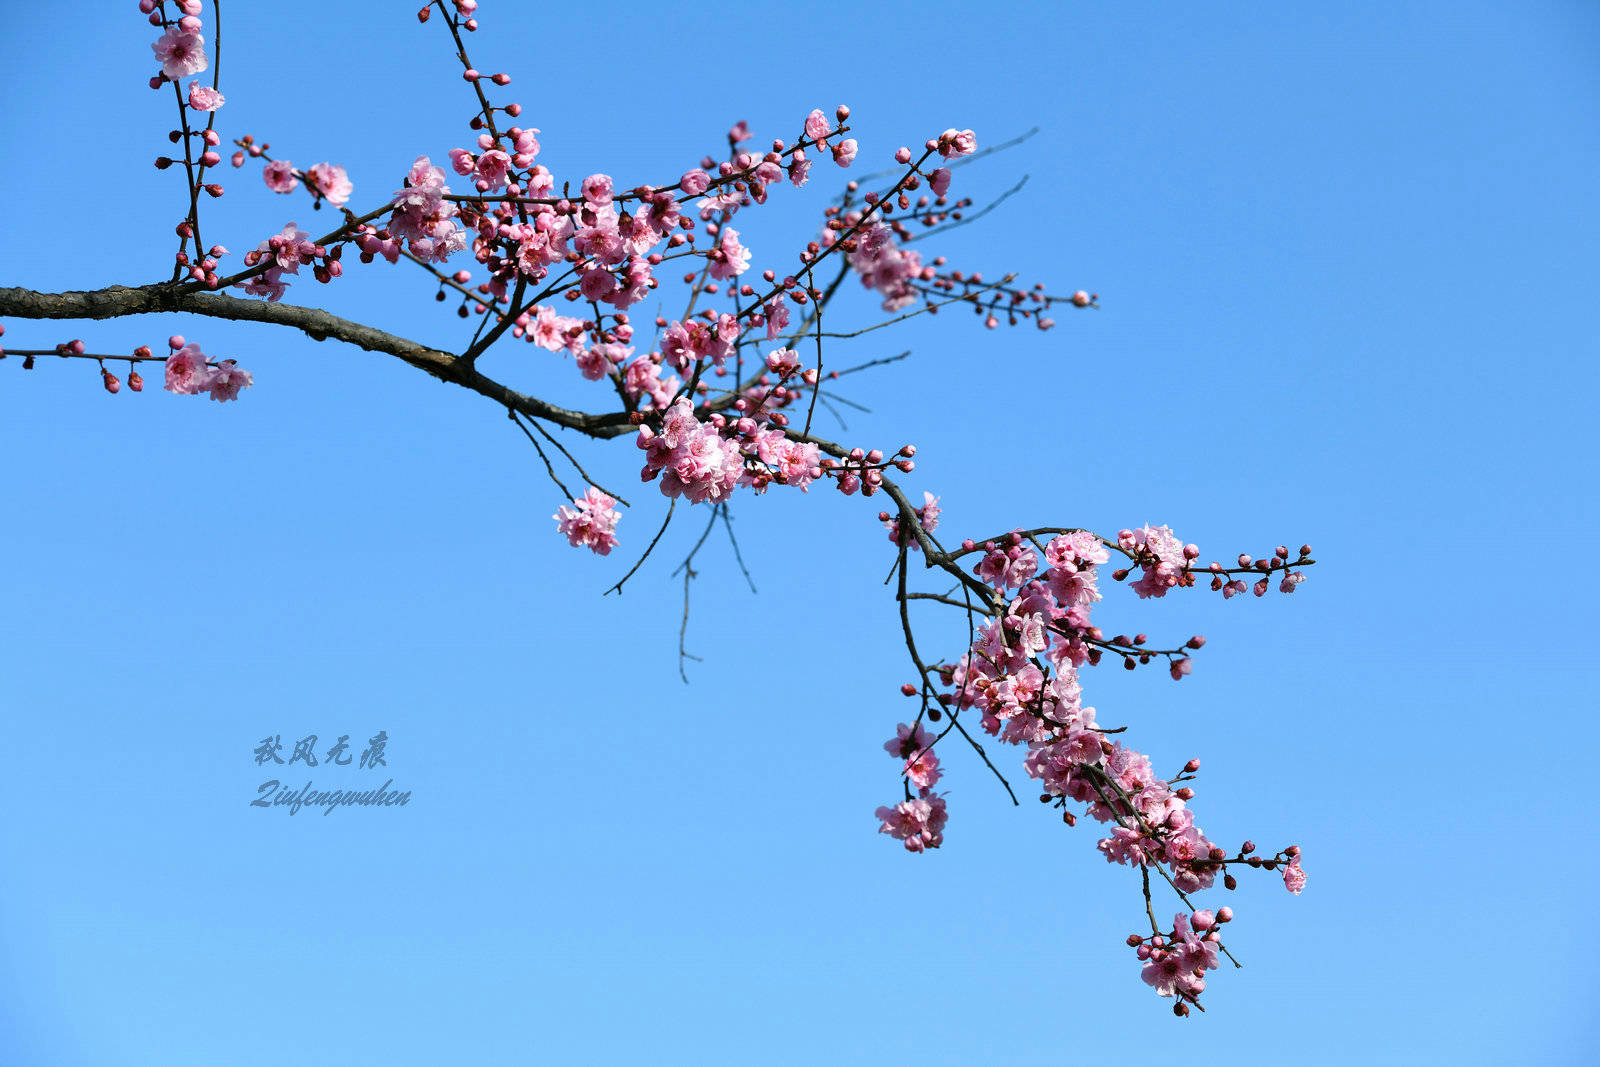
[884,721,935,759]
[263,160,298,194]
[696,190,745,221]
[680,169,710,196]
[929,167,952,198]
[389,156,464,263]
[707,227,750,280]
[1140,912,1218,1000]
[256,222,315,274]
[581,173,613,205]
[511,127,540,167]
[205,360,252,402]
[804,108,831,141]
[1045,531,1110,567]
[1283,856,1307,894]
[874,789,947,852]
[904,748,942,789]
[832,138,858,167]
[1127,523,1187,599]
[975,543,1038,591]
[937,128,977,159]
[530,306,582,352]
[305,162,353,207]
[186,81,224,111]
[574,220,625,266]
[240,267,288,302]
[774,440,820,490]
[763,297,790,340]
[847,223,925,312]
[554,487,622,556]
[152,28,207,80]
[578,267,618,302]
[787,149,811,188]
[392,156,448,212]
[637,399,745,505]
[622,358,679,412]
[475,149,511,190]
[163,343,211,395]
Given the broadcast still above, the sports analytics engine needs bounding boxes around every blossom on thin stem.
[555,488,622,556]
[152,28,207,80]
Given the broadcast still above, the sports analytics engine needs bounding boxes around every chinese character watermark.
[250,731,411,815]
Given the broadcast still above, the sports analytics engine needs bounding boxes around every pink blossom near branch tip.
[152,28,207,80]
[554,488,622,555]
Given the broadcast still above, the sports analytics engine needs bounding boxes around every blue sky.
[1,1,1596,1063]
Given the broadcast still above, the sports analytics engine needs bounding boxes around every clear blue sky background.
[1,1,1596,1063]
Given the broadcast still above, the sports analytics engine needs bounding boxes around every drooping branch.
[0,282,634,439]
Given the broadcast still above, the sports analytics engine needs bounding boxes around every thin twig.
[604,499,675,596]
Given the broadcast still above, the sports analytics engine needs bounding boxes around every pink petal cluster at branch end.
[1138,912,1222,1000]
[936,128,977,159]
[875,790,947,852]
[1282,854,1307,894]
[554,488,621,556]
[163,342,252,402]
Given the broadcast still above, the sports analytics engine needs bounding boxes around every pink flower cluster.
[389,156,466,263]
[554,488,622,556]
[621,356,681,412]
[636,399,745,506]
[877,518,1308,1007]
[736,425,822,493]
[1136,911,1223,1002]
[875,791,947,852]
[239,222,341,302]
[846,222,930,312]
[634,396,825,507]
[162,338,252,402]
[935,128,977,159]
[1119,524,1191,599]
[661,314,741,374]
[705,227,751,281]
